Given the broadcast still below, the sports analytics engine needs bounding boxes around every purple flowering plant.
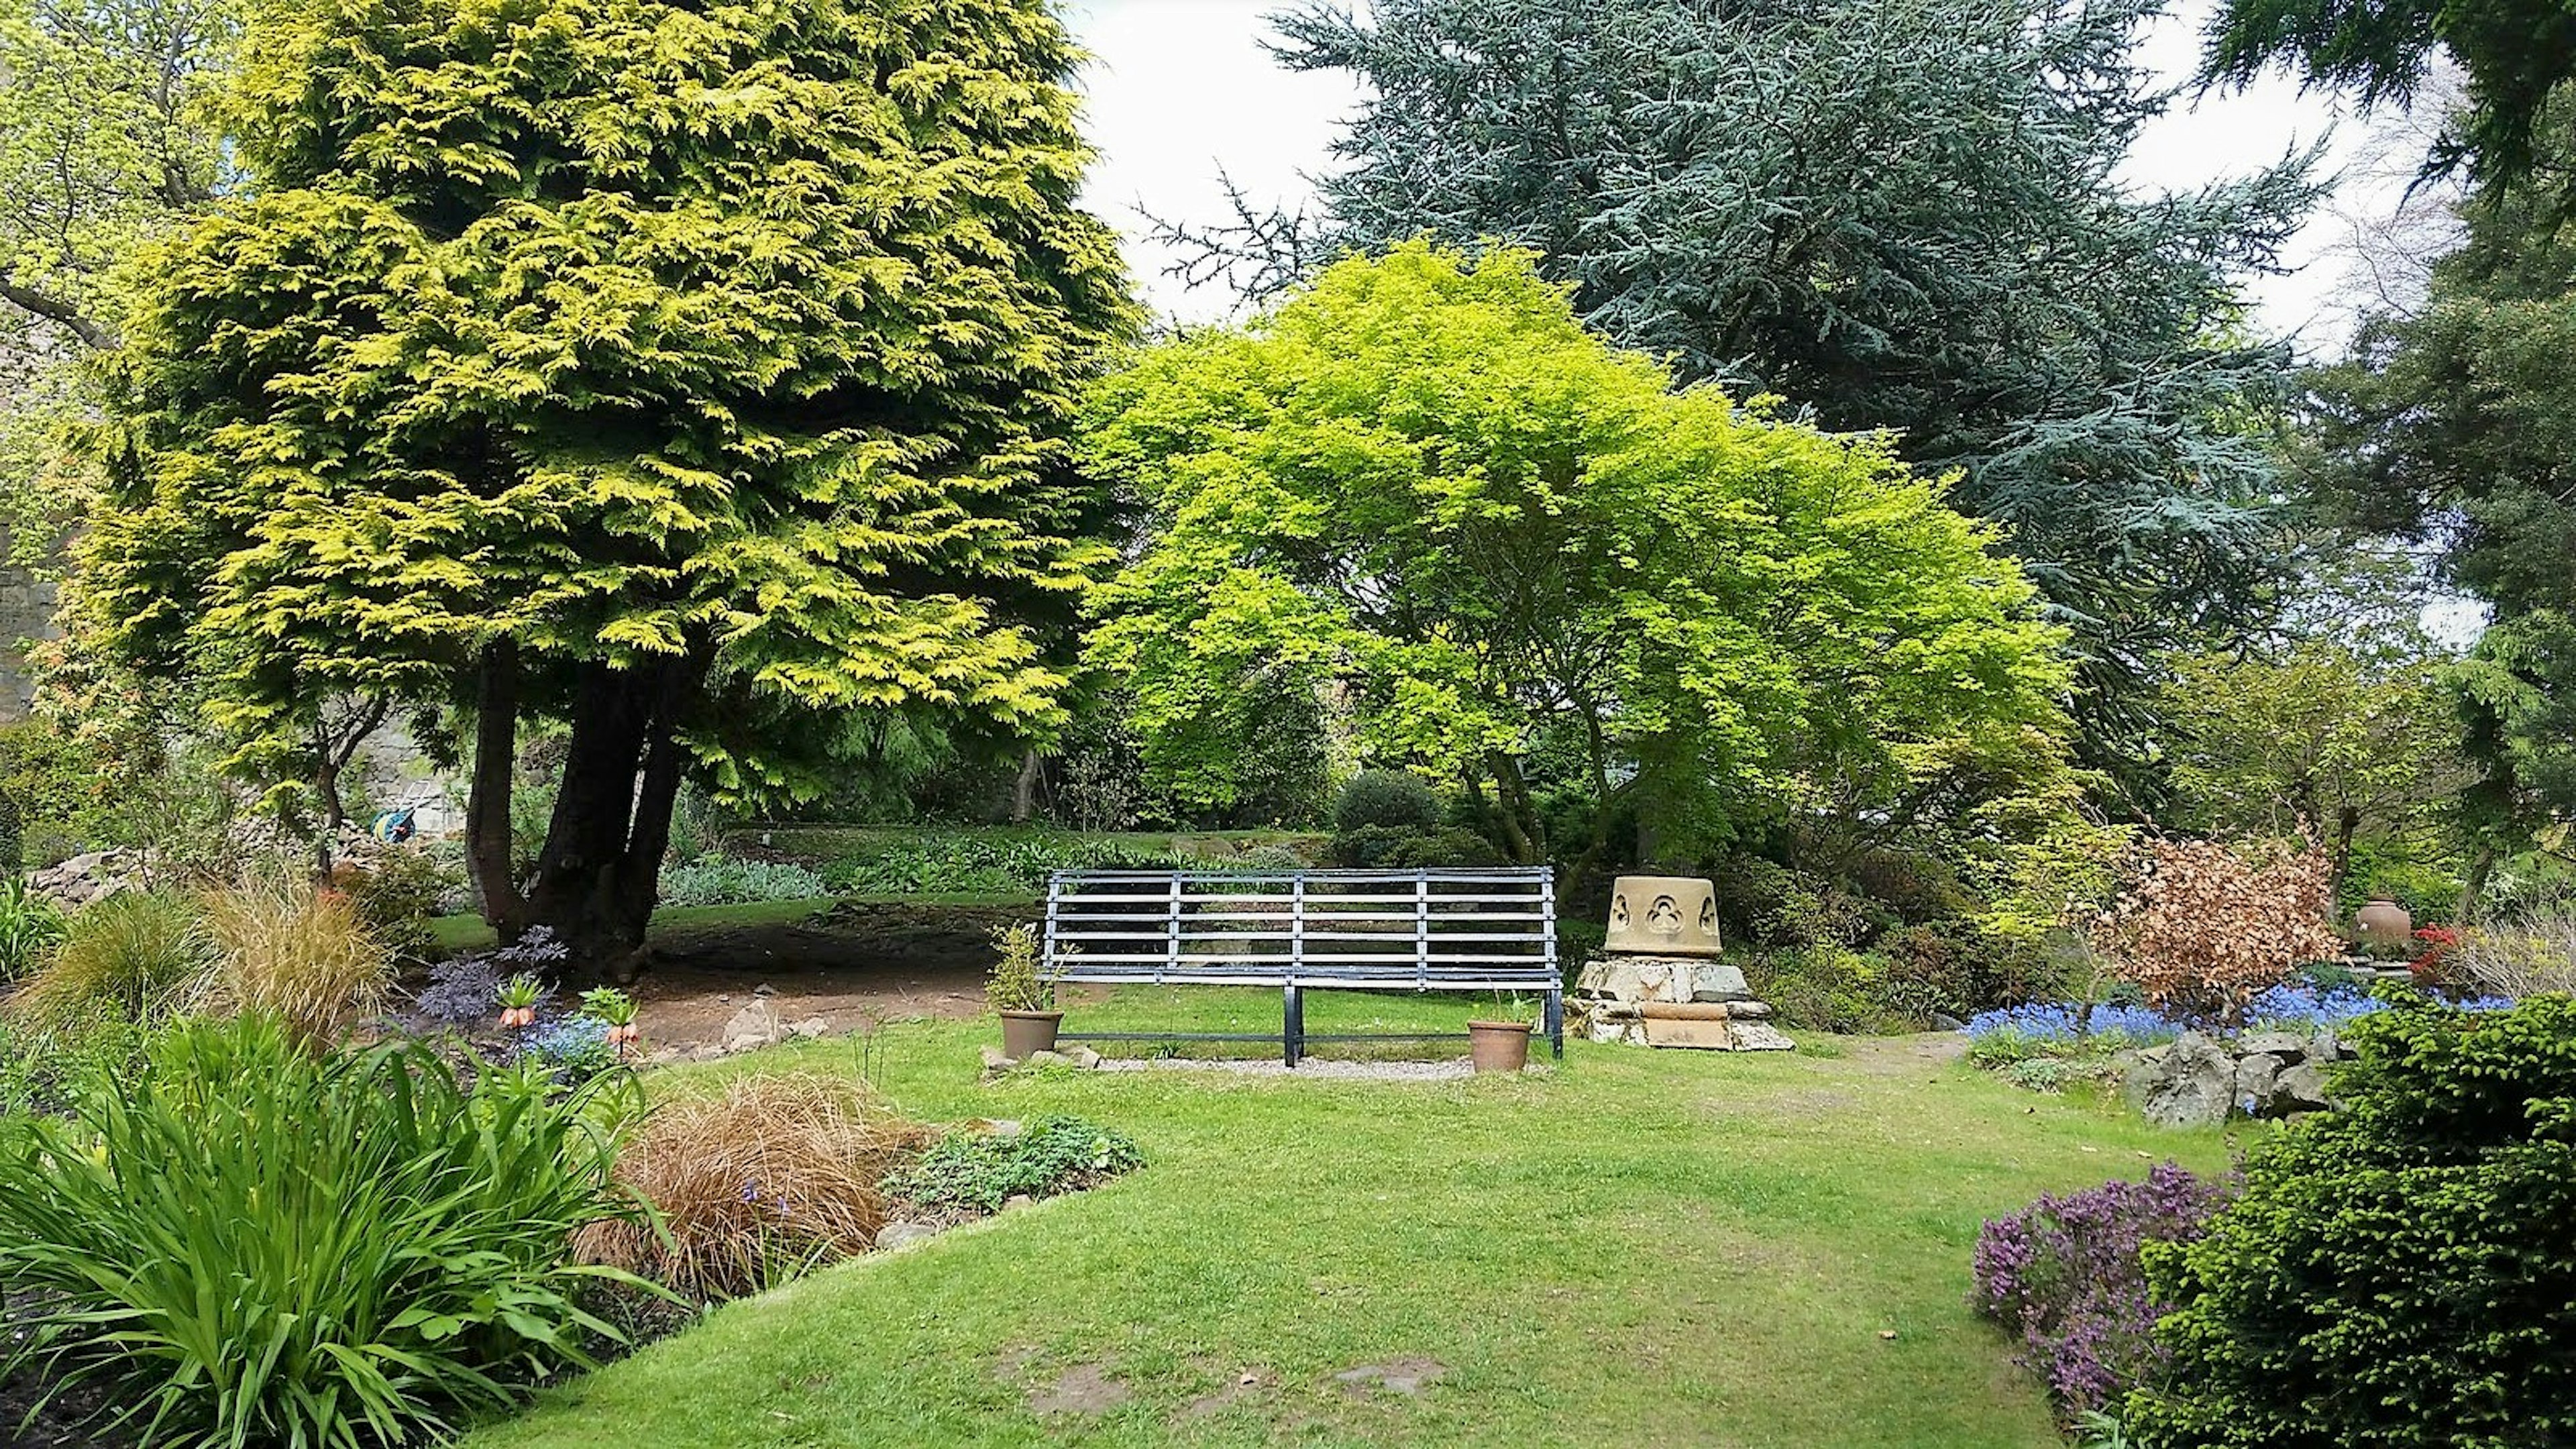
[1969,1163,2229,1413]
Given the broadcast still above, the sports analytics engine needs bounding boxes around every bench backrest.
[1042,867,1558,991]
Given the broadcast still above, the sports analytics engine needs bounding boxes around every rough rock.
[1727,1021,1796,1051]
[721,1001,783,1053]
[2130,1031,2237,1128]
[874,1220,942,1251]
[1024,1049,1073,1069]
[2237,1031,2310,1059]
[2275,1060,2334,1110]
[2233,1053,2283,1115]
[980,1045,1015,1075]
[786,1016,832,1040]
[2310,1026,2343,1062]
[1003,1193,1036,1211]
[1683,961,1752,1002]
[26,849,138,910]
[1725,1000,1774,1021]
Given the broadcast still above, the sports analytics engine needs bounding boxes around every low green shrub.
[1743,944,1923,1034]
[329,844,458,964]
[11,891,212,1025]
[823,833,1181,896]
[0,877,66,979]
[2127,996,2576,1448]
[0,1016,651,1447]
[1327,824,1503,869]
[883,1115,1143,1216]
[1331,769,1442,834]
[0,1005,154,1117]
[657,851,830,908]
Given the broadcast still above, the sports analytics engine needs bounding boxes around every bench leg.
[1545,989,1564,1060]
[1283,985,1304,1068]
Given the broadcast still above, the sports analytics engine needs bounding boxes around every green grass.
[464,996,2233,1448]
[425,893,1041,955]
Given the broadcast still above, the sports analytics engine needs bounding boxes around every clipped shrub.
[201,878,392,1047]
[655,852,830,908]
[2093,840,2343,1013]
[9,890,212,1025]
[1330,769,1442,834]
[883,1115,1143,1216]
[578,1075,932,1301]
[1970,1163,2228,1413]
[0,876,66,980]
[0,1016,649,1446]
[2127,996,2576,1448]
[823,833,1184,896]
[1327,824,1503,869]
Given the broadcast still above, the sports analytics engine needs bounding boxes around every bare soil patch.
[610,903,1103,1055]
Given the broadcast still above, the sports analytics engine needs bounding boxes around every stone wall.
[0,562,58,722]
[2124,1028,2355,1128]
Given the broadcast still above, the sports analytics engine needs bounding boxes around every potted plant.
[1467,994,1536,1074]
[495,973,546,1030]
[989,923,1062,1059]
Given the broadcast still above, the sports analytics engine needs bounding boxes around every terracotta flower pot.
[2356,898,2413,953]
[999,1009,1063,1061]
[1466,1020,1534,1074]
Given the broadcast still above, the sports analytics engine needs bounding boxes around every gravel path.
[1097,1056,1481,1081]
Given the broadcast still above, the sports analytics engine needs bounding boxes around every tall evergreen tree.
[2298,113,2576,908]
[1183,0,2318,773]
[80,0,1135,971]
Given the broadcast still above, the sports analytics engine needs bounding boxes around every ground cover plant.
[654,853,832,910]
[0,1015,652,1448]
[1969,1164,2229,1414]
[456,1000,2231,1449]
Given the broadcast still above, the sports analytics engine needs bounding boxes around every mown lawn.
[466,997,2232,1448]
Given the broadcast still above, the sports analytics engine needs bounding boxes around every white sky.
[1059,0,2403,358]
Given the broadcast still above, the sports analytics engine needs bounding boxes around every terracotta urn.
[2355,898,2413,953]
[1605,875,1722,957]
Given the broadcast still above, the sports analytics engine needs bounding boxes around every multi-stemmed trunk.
[463,644,705,981]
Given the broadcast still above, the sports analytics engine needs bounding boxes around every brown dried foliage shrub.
[576,1074,934,1301]
[2092,839,2344,1012]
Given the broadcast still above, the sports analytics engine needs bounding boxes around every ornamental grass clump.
[1969,1163,2227,1413]
[200,877,392,1047]
[576,1074,933,1301]
[0,1014,651,1448]
[9,890,213,1025]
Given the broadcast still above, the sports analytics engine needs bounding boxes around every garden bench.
[1040,866,1564,1066]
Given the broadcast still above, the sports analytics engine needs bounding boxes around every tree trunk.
[1009,748,1042,824]
[2328,804,2362,901]
[521,654,706,981]
[2457,847,2497,924]
[1485,751,1541,865]
[466,643,527,932]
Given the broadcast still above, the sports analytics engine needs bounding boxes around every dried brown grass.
[200,879,392,1047]
[578,1074,934,1301]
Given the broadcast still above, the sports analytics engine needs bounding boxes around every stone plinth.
[1570,953,1790,1052]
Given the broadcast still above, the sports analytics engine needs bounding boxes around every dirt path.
[624,902,1101,1054]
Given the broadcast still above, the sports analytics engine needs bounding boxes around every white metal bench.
[1040,866,1564,1066]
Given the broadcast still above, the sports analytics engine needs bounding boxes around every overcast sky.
[1058,0,2398,355]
